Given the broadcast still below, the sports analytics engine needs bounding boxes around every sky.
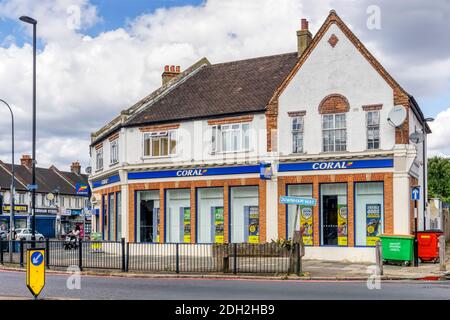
[0,0,449,171]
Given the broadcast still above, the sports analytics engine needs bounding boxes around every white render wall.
[278,24,396,155]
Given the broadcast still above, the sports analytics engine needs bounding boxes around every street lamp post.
[422,117,434,230]
[19,16,37,247]
[0,99,15,253]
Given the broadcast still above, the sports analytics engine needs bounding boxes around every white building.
[89,11,431,262]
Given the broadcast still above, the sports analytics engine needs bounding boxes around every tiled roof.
[0,162,88,196]
[125,52,299,126]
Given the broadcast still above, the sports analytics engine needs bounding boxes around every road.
[0,270,449,300]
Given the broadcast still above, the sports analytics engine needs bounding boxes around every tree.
[428,156,450,203]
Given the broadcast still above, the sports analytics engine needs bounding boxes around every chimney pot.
[164,65,170,72]
[162,65,182,86]
[301,18,309,30]
[70,161,81,175]
[176,66,180,73]
[20,155,33,168]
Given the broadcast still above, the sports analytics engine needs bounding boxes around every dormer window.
[144,130,177,157]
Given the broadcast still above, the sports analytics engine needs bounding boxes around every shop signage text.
[76,183,90,196]
[2,204,28,213]
[35,208,58,215]
[128,165,261,180]
[280,196,317,206]
[91,174,120,189]
[278,159,394,172]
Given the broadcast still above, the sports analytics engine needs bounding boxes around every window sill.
[210,150,252,155]
[109,161,119,167]
[142,155,176,160]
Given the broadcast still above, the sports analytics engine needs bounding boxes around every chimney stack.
[20,155,32,168]
[297,18,312,57]
[70,161,81,175]
[162,65,181,86]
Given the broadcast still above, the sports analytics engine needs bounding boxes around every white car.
[15,228,45,241]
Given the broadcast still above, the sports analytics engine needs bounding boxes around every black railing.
[0,238,301,275]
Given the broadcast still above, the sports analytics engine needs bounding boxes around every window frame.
[366,110,380,150]
[321,113,347,152]
[291,116,304,154]
[143,130,177,158]
[95,147,104,171]
[210,122,251,154]
[110,139,119,165]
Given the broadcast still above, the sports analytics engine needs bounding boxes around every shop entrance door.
[322,195,338,245]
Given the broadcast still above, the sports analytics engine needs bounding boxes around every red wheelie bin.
[417,230,443,263]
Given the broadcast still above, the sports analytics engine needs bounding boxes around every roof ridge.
[210,52,297,67]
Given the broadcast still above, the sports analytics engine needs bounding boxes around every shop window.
[143,131,176,157]
[102,195,107,239]
[230,186,259,243]
[96,148,103,171]
[136,190,160,243]
[166,189,191,243]
[116,192,122,240]
[110,139,119,164]
[322,114,346,152]
[367,111,380,149]
[210,123,250,153]
[320,183,347,246]
[108,193,115,241]
[197,188,224,243]
[286,184,313,244]
[292,116,304,154]
[355,182,384,246]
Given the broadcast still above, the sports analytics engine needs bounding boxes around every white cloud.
[0,0,449,170]
[428,108,450,156]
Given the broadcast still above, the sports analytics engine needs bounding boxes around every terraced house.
[89,11,431,262]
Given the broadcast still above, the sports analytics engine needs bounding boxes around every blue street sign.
[411,186,420,201]
[31,251,44,267]
[27,184,38,191]
[280,196,317,206]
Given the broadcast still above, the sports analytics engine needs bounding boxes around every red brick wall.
[318,94,350,114]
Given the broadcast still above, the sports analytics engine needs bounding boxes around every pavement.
[0,270,449,300]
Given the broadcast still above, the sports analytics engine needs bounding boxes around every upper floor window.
[322,114,346,152]
[366,111,380,149]
[211,123,250,153]
[110,139,119,164]
[96,148,103,171]
[292,116,304,154]
[144,131,177,157]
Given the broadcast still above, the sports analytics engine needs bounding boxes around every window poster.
[183,207,191,243]
[213,207,224,244]
[300,207,313,246]
[366,204,381,246]
[337,204,348,246]
[153,208,160,243]
[246,206,259,244]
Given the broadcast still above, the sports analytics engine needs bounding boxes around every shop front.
[277,158,393,262]
[128,165,266,244]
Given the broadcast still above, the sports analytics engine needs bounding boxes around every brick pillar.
[313,178,320,246]
[259,180,267,243]
[223,184,229,243]
[277,177,287,239]
[384,174,394,234]
[190,186,196,243]
[347,179,355,247]
[159,187,165,243]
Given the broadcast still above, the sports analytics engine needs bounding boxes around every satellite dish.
[85,166,92,174]
[387,105,407,127]
[409,131,424,144]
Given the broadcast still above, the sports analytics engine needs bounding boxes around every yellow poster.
[300,207,313,246]
[183,208,191,243]
[248,206,259,244]
[214,207,224,244]
[337,205,348,246]
[26,249,45,298]
[366,204,382,246]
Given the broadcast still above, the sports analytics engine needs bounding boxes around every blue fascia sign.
[280,196,317,206]
[411,186,420,201]
[91,174,120,189]
[278,159,394,172]
[128,165,261,180]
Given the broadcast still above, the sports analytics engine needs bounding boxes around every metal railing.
[1,238,301,275]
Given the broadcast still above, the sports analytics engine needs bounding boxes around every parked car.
[15,228,45,241]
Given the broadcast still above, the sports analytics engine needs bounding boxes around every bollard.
[375,240,384,276]
[19,239,24,267]
[295,243,302,276]
[121,238,126,272]
[126,242,130,272]
[0,238,3,265]
[78,239,83,271]
[439,235,446,272]
[233,243,237,275]
[175,243,180,274]
[45,238,50,269]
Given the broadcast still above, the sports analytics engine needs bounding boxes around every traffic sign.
[280,196,317,206]
[411,186,420,201]
[26,249,45,298]
[27,184,38,191]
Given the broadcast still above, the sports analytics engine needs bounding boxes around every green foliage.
[271,238,293,250]
[428,156,450,203]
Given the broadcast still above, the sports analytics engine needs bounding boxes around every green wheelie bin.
[379,234,415,266]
